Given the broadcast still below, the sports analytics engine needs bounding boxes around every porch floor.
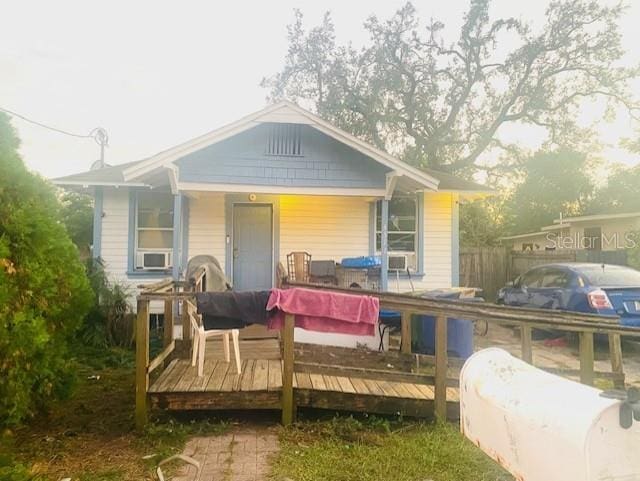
[148,338,459,418]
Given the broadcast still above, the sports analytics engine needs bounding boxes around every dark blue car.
[497,263,640,327]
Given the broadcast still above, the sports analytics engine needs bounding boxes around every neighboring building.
[501,212,640,252]
[53,101,490,301]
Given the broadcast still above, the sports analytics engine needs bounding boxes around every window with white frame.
[376,196,418,270]
[135,191,174,270]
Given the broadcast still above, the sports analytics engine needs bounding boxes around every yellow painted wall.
[399,192,454,290]
[187,193,226,266]
[279,195,370,262]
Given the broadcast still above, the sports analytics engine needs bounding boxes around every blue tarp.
[340,256,381,268]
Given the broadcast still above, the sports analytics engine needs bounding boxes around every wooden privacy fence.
[459,247,509,302]
[134,275,639,430]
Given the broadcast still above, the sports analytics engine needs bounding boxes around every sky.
[2,0,640,179]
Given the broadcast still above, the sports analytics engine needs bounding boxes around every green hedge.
[0,113,93,425]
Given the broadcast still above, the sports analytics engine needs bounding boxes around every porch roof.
[52,159,492,196]
[52,101,493,196]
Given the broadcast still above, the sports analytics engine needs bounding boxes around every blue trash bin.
[410,291,478,359]
[412,315,474,359]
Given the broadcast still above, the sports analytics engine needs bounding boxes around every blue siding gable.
[176,123,390,188]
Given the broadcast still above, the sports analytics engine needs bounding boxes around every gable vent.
[266,123,302,156]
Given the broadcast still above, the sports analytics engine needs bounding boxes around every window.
[266,123,302,156]
[539,268,572,288]
[135,191,174,269]
[375,197,417,253]
[518,268,544,288]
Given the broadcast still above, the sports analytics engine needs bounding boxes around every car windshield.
[578,265,640,287]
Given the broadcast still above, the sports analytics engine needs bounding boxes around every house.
[53,101,490,300]
[501,212,640,252]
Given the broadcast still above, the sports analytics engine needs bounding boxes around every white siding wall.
[99,190,457,304]
[279,195,370,263]
[100,188,129,284]
[100,188,170,311]
[395,192,454,291]
[422,192,454,288]
[187,193,226,267]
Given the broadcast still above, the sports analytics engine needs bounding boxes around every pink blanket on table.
[267,287,379,336]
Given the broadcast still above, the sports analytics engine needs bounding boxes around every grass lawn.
[2,344,510,481]
[0,345,226,481]
[271,415,512,481]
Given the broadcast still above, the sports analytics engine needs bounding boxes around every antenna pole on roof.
[91,127,109,169]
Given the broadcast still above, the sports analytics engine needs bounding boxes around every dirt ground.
[476,323,640,387]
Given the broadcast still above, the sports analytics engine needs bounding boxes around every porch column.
[172,193,183,280]
[380,198,389,291]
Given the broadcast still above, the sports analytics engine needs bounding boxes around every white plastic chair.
[186,300,241,377]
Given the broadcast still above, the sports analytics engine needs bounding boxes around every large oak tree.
[263,0,639,174]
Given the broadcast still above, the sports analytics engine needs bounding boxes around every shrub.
[81,259,133,348]
[58,191,93,258]
[0,113,93,426]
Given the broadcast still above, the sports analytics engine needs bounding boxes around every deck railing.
[281,281,638,423]
[134,274,639,429]
[135,267,205,429]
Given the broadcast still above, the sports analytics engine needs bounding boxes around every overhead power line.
[0,106,109,167]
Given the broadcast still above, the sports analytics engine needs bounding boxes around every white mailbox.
[460,348,640,481]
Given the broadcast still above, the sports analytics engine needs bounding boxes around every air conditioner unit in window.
[136,251,172,270]
[388,254,408,271]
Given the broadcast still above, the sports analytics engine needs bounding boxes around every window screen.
[136,192,174,250]
[375,197,417,253]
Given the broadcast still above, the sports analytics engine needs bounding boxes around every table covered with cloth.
[267,287,379,336]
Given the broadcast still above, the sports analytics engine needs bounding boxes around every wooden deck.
[135,277,633,429]
[148,338,459,418]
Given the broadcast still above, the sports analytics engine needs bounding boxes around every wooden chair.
[286,251,311,283]
[185,300,241,377]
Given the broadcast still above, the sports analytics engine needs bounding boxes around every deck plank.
[161,361,190,393]
[174,362,201,392]
[309,373,327,391]
[362,379,385,396]
[253,359,269,391]
[446,387,460,402]
[238,360,256,392]
[267,359,282,391]
[348,377,371,395]
[402,382,428,400]
[335,376,357,394]
[221,360,245,392]
[189,359,217,391]
[323,375,343,392]
[295,372,313,390]
[389,382,414,399]
[207,361,231,392]
[413,383,435,399]
[376,380,402,398]
[149,359,179,393]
